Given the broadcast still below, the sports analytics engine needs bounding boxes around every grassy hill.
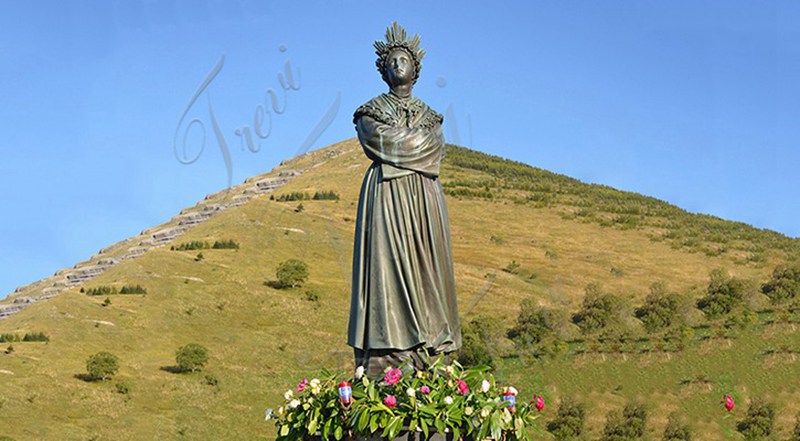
[1,138,798,440]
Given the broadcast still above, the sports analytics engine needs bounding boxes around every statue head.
[374,22,425,87]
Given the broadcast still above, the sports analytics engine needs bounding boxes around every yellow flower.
[284,390,294,400]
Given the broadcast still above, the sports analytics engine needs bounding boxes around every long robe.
[347,91,462,356]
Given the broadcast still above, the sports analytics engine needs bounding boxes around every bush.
[120,284,147,294]
[212,239,240,249]
[86,352,119,381]
[663,413,692,440]
[457,315,502,367]
[275,259,309,288]
[697,269,754,320]
[176,343,209,373]
[312,190,340,200]
[508,299,570,349]
[85,285,118,296]
[203,374,219,386]
[172,240,210,251]
[737,398,774,440]
[601,402,647,440]
[762,264,800,304]
[573,284,628,336]
[115,381,130,395]
[547,396,585,440]
[636,282,690,333]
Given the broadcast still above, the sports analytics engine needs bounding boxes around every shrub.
[176,343,209,373]
[457,315,501,367]
[275,259,309,288]
[601,402,647,440]
[304,290,320,302]
[697,269,753,320]
[573,284,628,336]
[312,190,340,200]
[737,398,774,440]
[194,252,204,261]
[212,239,240,249]
[0,334,19,343]
[508,299,570,349]
[102,297,111,307]
[172,240,210,251]
[86,352,119,381]
[115,381,130,395]
[502,260,520,274]
[85,285,118,296]
[663,413,692,440]
[636,282,691,333]
[120,284,147,294]
[762,264,800,304]
[547,396,585,440]
[203,374,219,386]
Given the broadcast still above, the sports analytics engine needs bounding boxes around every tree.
[86,351,119,381]
[762,264,800,304]
[176,343,209,373]
[275,259,309,288]
[547,396,585,440]
[508,298,571,351]
[737,398,774,440]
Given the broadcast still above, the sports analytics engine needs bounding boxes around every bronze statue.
[348,22,462,377]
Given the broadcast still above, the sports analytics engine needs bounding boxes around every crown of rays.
[374,22,425,84]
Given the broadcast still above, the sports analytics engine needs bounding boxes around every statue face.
[385,48,414,87]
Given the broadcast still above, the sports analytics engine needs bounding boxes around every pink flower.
[384,395,397,408]
[420,386,431,395]
[724,395,734,412]
[534,395,545,411]
[384,368,403,385]
[296,378,309,392]
[457,379,469,395]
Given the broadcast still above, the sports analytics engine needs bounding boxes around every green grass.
[0,138,798,440]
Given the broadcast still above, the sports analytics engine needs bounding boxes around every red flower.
[296,378,309,392]
[384,368,403,385]
[724,395,734,412]
[457,379,469,395]
[384,395,397,408]
[420,386,431,394]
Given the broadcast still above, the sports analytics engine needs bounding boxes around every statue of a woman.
[348,22,462,377]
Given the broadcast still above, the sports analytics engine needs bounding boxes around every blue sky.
[1,1,798,299]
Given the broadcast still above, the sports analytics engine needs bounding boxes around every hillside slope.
[0,138,798,440]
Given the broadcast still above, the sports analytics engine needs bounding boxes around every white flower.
[355,366,365,379]
[415,370,424,379]
[264,408,274,421]
[277,406,285,417]
[309,378,322,395]
[444,365,455,376]
[481,380,491,393]
[287,399,300,409]
[465,406,474,416]
[407,387,416,397]
[284,390,294,400]
[444,396,454,405]
[481,408,490,418]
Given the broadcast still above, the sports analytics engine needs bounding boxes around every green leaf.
[334,426,343,441]
[420,418,429,438]
[370,414,379,433]
[280,425,290,437]
[307,418,317,434]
